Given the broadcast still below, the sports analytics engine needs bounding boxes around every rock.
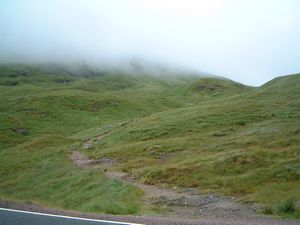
[16,70,30,77]
[147,144,161,153]
[197,84,223,92]
[54,79,72,84]
[83,143,93,149]
[167,196,190,206]
[12,128,29,135]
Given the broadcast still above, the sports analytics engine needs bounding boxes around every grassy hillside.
[0,64,201,214]
[0,64,299,218]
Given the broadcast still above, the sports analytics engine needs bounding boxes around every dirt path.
[70,151,269,221]
[1,150,296,225]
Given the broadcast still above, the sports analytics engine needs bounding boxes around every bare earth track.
[67,151,300,225]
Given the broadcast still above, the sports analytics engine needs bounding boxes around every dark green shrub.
[277,200,295,214]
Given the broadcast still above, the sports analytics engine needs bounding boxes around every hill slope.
[0,64,299,218]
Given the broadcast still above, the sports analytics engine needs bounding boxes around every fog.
[1,0,300,86]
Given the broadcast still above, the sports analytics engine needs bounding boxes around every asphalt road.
[0,208,141,225]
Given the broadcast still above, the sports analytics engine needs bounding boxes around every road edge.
[0,207,144,225]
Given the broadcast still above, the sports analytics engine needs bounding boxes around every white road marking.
[0,207,144,225]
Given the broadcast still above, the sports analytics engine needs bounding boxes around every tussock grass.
[0,64,299,217]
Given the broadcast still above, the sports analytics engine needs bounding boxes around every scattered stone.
[167,196,190,206]
[94,157,117,167]
[69,151,271,222]
[70,151,90,167]
[83,143,93,149]
[197,84,223,92]
[147,144,161,153]
[12,128,29,136]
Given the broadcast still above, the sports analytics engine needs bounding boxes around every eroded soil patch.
[70,151,116,168]
[70,151,262,220]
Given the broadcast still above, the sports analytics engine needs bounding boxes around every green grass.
[0,64,299,218]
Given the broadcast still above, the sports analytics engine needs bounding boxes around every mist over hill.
[2,1,300,86]
[0,58,213,78]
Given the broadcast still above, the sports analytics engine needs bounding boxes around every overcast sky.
[1,0,300,85]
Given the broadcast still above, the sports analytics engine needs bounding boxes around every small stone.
[83,143,93,149]
[12,128,29,136]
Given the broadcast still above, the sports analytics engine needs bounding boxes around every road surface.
[0,208,142,225]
